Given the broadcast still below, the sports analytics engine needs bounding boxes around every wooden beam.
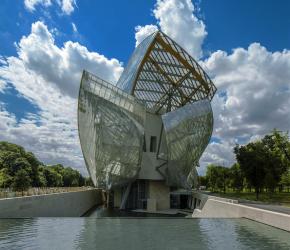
[148,56,188,103]
[155,34,210,92]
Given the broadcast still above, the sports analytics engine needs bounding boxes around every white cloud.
[0,79,6,93]
[198,43,290,172]
[16,21,123,97]
[0,21,123,174]
[134,0,290,174]
[60,0,76,15]
[135,0,207,59]
[154,0,207,59]
[24,0,76,15]
[24,0,52,11]
[72,22,78,33]
[7,1,290,177]
[135,25,158,47]
[199,140,236,175]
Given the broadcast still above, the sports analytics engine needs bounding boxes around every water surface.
[0,218,289,250]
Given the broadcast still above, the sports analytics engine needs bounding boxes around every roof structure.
[78,30,216,190]
[117,31,217,114]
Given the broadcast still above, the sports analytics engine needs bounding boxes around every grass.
[210,191,290,207]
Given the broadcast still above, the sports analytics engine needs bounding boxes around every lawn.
[210,191,290,207]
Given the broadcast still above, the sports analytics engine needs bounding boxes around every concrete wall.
[148,180,170,210]
[192,191,238,210]
[192,192,290,232]
[138,112,166,180]
[0,189,102,218]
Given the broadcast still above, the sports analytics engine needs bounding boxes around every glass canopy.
[117,31,216,114]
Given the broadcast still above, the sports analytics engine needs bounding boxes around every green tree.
[234,142,267,199]
[262,130,290,192]
[205,164,218,191]
[215,166,230,193]
[43,168,63,187]
[198,175,208,187]
[280,170,290,192]
[0,168,12,188]
[38,166,47,187]
[84,177,94,186]
[25,152,41,187]
[205,165,230,192]
[229,163,244,192]
[0,141,89,188]
[12,169,31,194]
[265,129,290,162]
[62,167,81,187]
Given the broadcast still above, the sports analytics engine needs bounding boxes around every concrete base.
[0,189,102,218]
[148,180,170,211]
[192,192,290,232]
[147,198,157,212]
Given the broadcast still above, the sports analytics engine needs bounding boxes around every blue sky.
[0,0,289,175]
[1,1,289,60]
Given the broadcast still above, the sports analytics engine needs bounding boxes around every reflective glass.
[162,99,213,188]
[116,32,157,93]
[78,71,146,189]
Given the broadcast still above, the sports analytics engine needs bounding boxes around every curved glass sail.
[117,31,216,114]
[78,30,217,192]
[161,99,213,188]
[116,32,157,93]
[78,71,145,189]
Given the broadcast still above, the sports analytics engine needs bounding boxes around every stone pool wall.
[192,192,290,232]
[0,188,102,218]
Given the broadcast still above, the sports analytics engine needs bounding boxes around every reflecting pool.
[0,218,289,250]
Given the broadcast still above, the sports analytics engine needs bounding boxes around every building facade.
[78,31,216,211]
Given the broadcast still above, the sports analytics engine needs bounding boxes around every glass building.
[78,31,216,211]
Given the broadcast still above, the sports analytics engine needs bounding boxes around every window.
[150,136,157,152]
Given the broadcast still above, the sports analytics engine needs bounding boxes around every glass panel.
[78,71,146,189]
[116,32,157,93]
[162,99,213,189]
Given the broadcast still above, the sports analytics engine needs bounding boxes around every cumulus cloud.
[24,0,52,11]
[0,21,123,174]
[60,0,76,15]
[16,21,123,97]
[205,44,290,138]
[198,44,290,174]
[135,0,207,59]
[134,0,290,174]
[135,25,158,47]
[0,80,6,93]
[24,0,76,15]
[6,1,290,177]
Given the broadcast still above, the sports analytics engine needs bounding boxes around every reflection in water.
[0,218,289,250]
[77,218,207,250]
[85,206,185,217]
[0,219,38,250]
[199,219,290,250]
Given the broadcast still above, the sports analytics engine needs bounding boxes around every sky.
[0,0,289,176]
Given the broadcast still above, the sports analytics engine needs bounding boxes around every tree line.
[201,130,290,199]
[0,141,93,192]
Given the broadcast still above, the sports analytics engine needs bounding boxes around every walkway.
[241,203,290,215]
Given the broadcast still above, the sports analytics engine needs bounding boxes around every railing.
[0,187,96,199]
